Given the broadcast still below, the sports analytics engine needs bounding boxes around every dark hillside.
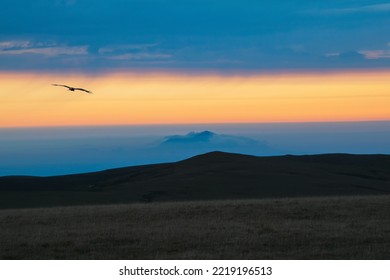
[1,152,390,208]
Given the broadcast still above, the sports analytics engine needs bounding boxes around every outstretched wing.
[74,87,93,94]
[52,84,72,89]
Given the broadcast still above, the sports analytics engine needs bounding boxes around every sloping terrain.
[1,151,390,208]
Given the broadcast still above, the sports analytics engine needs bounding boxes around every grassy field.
[1,195,390,259]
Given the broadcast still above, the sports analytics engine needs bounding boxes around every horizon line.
[1,119,390,130]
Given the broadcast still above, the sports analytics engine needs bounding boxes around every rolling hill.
[1,151,390,209]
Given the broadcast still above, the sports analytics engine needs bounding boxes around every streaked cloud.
[0,46,88,56]
[325,52,341,58]
[0,40,88,56]
[98,43,160,54]
[308,3,390,15]
[98,43,171,61]
[358,50,390,59]
[108,53,172,60]
[0,41,32,49]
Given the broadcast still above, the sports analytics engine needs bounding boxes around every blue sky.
[1,0,390,72]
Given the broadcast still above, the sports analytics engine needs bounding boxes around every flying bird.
[52,84,93,94]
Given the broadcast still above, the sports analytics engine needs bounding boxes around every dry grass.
[1,195,390,259]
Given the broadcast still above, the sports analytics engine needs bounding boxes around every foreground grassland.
[1,195,390,259]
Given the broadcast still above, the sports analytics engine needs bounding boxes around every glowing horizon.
[1,70,390,128]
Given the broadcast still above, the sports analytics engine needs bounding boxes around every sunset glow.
[1,71,390,127]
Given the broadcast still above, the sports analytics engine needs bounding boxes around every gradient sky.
[1,71,390,127]
[1,0,390,127]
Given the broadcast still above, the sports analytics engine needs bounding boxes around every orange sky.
[1,70,390,127]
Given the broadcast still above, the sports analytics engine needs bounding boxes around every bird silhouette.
[52,84,93,94]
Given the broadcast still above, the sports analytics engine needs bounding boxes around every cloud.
[0,46,88,56]
[0,41,31,49]
[0,40,88,56]
[98,43,171,61]
[325,51,365,60]
[358,50,390,59]
[325,52,341,57]
[98,43,159,54]
[309,3,390,15]
[337,3,390,13]
[108,53,172,60]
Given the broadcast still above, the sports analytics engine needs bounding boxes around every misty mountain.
[155,131,280,159]
[162,130,215,143]
[4,121,390,177]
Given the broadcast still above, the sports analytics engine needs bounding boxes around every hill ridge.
[1,151,390,208]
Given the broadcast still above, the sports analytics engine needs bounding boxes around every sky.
[1,71,390,127]
[0,0,390,127]
[1,0,390,73]
[1,1,390,174]
[1,0,390,127]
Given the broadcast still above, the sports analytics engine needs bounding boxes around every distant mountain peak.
[158,130,281,157]
[162,131,216,144]
[193,130,214,137]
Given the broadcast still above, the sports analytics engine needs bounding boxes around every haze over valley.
[1,121,390,176]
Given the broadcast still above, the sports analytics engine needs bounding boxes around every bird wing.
[74,87,93,94]
[52,84,72,89]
